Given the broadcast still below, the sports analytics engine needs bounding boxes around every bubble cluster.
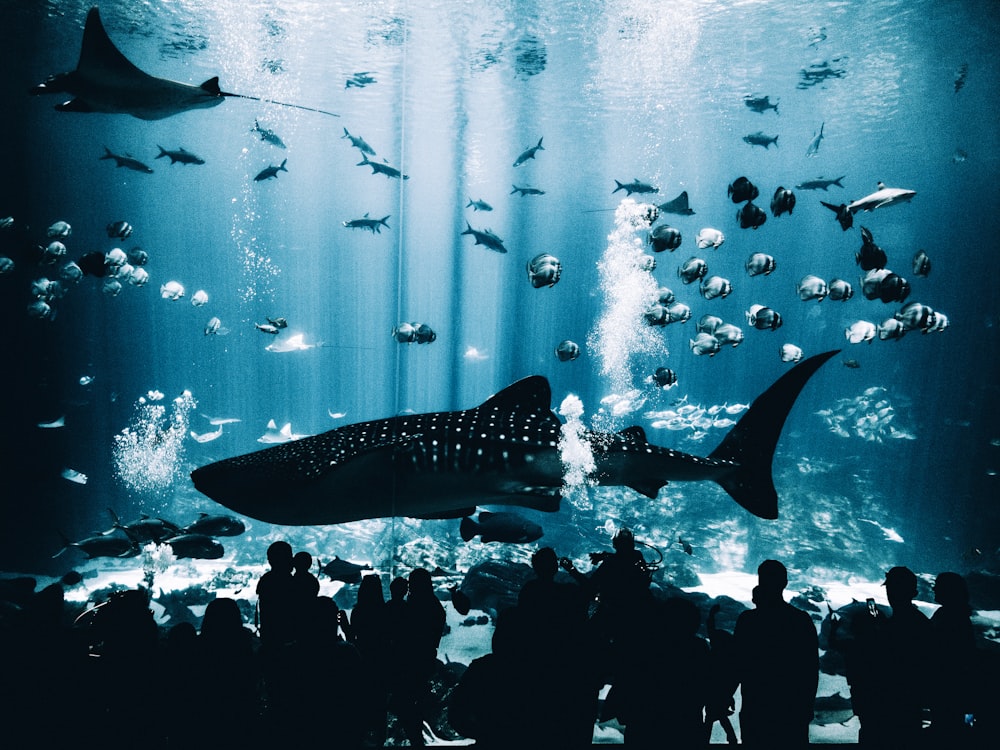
[558,394,596,511]
[113,390,197,493]
[587,199,668,396]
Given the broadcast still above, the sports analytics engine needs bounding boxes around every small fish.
[0,217,14,230]
[746,253,776,277]
[650,367,677,389]
[613,178,658,196]
[267,317,288,329]
[106,220,133,240]
[356,153,408,179]
[714,323,744,347]
[100,146,153,173]
[202,415,241,426]
[461,223,507,253]
[954,62,968,93]
[827,279,854,301]
[204,317,230,336]
[513,137,544,167]
[191,289,209,306]
[466,198,493,212]
[796,176,844,191]
[746,304,782,331]
[0,256,14,274]
[797,275,829,302]
[951,148,968,164]
[341,128,375,155]
[526,253,562,288]
[252,119,286,148]
[695,228,724,249]
[912,250,931,277]
[678,257,708,284]
[861,268,910,304]
[736,201,767,229]
[254,159,288,181]
[510,184,545,196]
[343,213,391,233]
[649,225,682,253]
[842,359,861,369]
[47,220,72,238]
[856,227,887,271]
[728,176,758,203]
[742,131,779,149]
[743,94,779,114]
[160,280,185,300]
[770,187,796,217]
[845,320,877,344]
[780,344,804,363]
[156,145,204,165]
[255,322,280,334]
[38,416,66,429]
[877,318,907,341]
[805,122,825,157]
[678,536,694,555]
[555,340,580,362]
[690,332,721,357]
[700,275,732,300]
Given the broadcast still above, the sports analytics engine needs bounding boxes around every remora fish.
[100,146,153,173]
[30,8,338,120]
[191,351,839,524]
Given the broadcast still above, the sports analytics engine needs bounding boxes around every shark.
[845,182,916,213]
[191,350,838,526]
[31,7,337,120]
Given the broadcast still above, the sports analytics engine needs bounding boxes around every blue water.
[1,0,998,587]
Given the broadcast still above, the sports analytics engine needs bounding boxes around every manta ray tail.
[216,81,340,117]
[708,350,839,519]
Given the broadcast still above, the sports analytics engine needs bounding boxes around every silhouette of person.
[705,602,740,744]
[290,550,320,639]
[609,596,709,748]
[846,566,930,748]
[392,567,446,746]
[342,574,391,746]
[927,571,975,742]
[734,559,818,748]
[195,597,259,749]
[449,606,530,748]
[518,547,600,746]
[560,527,653,647]
[256,540,297,649]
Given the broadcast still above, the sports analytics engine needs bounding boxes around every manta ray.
[31,7,337,120]
[191,351,838,526]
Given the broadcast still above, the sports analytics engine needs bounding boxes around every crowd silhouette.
[1,533,996,748]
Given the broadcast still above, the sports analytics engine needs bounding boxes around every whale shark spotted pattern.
[191,351,839,525]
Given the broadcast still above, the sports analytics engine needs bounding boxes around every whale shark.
[31,7,337,120]
[191,351,838,526]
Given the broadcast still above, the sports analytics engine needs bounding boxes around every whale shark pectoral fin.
[625,479,666,499]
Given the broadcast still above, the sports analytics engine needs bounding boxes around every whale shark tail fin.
[709,350,838,518]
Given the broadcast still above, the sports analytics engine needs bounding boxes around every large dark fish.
[728,176,759,204]
[180,513,246,537]
[191,351,838,524]
[30,8,338,120]
[459,511,543,544]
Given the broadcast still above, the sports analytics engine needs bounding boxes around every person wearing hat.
[733,559,818,748]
